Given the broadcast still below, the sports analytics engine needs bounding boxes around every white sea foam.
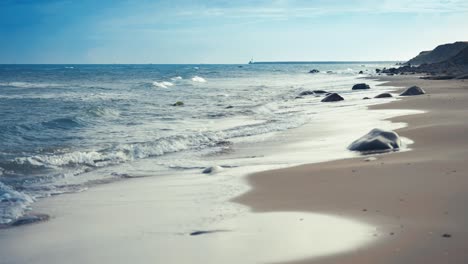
[171,76,183,81]
[0,182,34,224]
[0,82,63,88]
[152,81,174,88]
[192,76,206,83]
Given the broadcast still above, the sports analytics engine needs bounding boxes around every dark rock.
[400,86,425,96]
[363,97,371,100]
[299,91,315,96]
[202,166,223,174]
[420,75,455,80]
[225,105,234,109]
[348,128,401,153]
[313,90,328,94]
[352,83,370,90]
[173,101,184,106]
[309,69,320,74]
[375,93,393,98]
[190,230,228,236]
[358,71,364,74]
[375,68,381,73]
[326,71,333,74]
[321,93,344,102]
[442,233,452,238]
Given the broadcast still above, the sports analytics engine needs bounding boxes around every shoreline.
[234,75,468,263]
[2,74,464,264]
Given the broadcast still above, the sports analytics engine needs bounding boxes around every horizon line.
[0,60,401,65]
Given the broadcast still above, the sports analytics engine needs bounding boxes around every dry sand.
[235,75,468,263]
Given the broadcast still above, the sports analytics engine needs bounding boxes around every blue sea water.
[0,63,396,224]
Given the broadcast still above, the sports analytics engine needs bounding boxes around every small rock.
[352,83,370,90]
[173,101,184,106]
[202,166,223,174]
[375,93,393,98]
[313,90,328,94]
[225,105,234,109]
[442,233,452,238]
[309,69,320,74]
[358,71,364,74]
[321,93,344,102]
[299,91,315,96]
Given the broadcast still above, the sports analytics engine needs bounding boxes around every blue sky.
[0,0,467,63]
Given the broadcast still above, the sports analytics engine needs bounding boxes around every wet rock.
[442,233,452,238]
[309,69,320,74]
[358,71,364,74]
[172,101,184,106]
[225,105,234,109]
[202,166,223,174]
[400,86,426,96]
[321,93,344,102]
[299,91,315,96]
[352,83,370,90]
[348,128,401,153]
[363,97,371,100]
[313,90,328,94]
[375,93,393,98]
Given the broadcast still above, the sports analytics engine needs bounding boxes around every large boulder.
[321,93,344,102]
[352,83,370,90]
[375,93,393,98]
[400,86,426,96]
[348,129,401,152]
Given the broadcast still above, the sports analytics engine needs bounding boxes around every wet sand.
[235,75,468,263]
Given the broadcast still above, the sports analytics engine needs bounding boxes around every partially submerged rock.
[299,91,315,96]
[363,97,371,100]
[202,166,223,174]
[400,86,426,96]
[375,93,393,98]
[321,93,344,102]
[173,101,184,106]
[348,129,401,153]
[313,90,328,94]
[352,83,370,90]
[309,69,320,74]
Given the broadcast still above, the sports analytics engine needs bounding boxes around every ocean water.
[0,63,397,224]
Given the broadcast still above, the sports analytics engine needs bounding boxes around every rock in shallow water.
[400,86,426,96]
[321,93,344,102]
[202,166,224,174]
[299,91,315,96]
[348,129,401,152]
[352,83,370,90]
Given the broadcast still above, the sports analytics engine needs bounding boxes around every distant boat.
[248,58,254,64]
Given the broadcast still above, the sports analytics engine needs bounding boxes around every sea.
[0,62,403,225]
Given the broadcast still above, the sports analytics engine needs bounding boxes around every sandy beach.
[235,75,468,263]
